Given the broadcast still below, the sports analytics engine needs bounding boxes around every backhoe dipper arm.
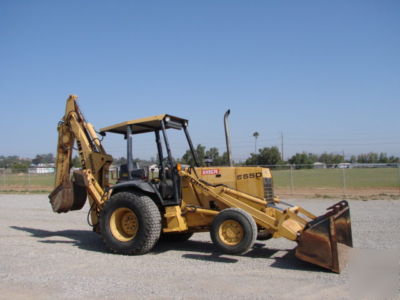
[50,95,113,224]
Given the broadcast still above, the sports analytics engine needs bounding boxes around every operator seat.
[119,164,148,180]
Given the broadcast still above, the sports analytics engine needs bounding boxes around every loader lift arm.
[49,95,113,228]
[179,169,352,273]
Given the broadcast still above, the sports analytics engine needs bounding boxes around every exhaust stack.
[224,110,233,166]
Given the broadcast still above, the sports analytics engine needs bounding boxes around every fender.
[111,180,168,206]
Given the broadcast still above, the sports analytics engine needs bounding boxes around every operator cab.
[99,114,199,206]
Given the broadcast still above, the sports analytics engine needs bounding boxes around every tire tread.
[100,191,161,255]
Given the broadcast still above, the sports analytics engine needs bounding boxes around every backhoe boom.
[50,95,112,228]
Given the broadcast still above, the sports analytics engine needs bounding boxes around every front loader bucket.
[49,171,87,213]
[295,200,352,273]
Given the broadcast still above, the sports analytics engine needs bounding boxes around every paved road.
[0,195,398,299]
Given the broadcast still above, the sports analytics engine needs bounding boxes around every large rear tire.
[210,208,257,254]
[100,191,161,254]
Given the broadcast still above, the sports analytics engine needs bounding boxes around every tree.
[44,153,55,163]
[181,144,206,166]
[378,153,388,163]
[319,152,344,165]
[204,147,230,166]
[12,160,30,171]
[288,152,317,169]
[32,155,43,165]
[71,155,82,168]
[205,147,220,164]
[357,152,379,163]
[32,153,54,165]
[0,156,20,168]
[219,151,230,166]
[353,152,399,164]
[181,145,231,166]
[245,153,258,166]
[245,146,282,166]
[114,157,127,166]
[0,156,31,170]
[253,131,259,154]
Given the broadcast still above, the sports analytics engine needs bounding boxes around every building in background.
[313,162,327,169]
[28,163,55,174]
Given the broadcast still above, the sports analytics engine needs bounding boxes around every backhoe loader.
[49,95,352,273]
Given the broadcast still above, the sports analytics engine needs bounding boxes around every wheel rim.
[110,207,138,242]
[218,220,244,246]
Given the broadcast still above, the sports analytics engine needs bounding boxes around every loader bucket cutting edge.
[295,200,352,273]
[49,171,87,213]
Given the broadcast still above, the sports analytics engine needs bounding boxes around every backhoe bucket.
[49,171,87,213]
[295,200,352,273]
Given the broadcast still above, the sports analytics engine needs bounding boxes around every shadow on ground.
[10,226,328,273]
[10,226,107,253]
[154,238,328,273]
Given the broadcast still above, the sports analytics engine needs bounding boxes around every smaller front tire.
[210,208,257,254]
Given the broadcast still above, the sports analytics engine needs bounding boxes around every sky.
[0,0,399,162]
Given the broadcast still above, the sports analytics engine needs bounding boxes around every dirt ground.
[0,195,399,299]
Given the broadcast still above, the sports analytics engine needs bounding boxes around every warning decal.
[201,169,220,175]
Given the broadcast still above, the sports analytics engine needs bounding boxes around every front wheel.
[100,192,161,254]
[210,208,257,254]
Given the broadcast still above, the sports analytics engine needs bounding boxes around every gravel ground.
[0,195,398,299]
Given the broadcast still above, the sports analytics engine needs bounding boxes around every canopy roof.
[100,114,188,135]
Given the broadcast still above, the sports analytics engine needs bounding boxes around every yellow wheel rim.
[218,220,244,246]
[110,207,138,242]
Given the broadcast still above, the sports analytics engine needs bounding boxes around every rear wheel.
[210,208,257,254]
[100,191,161,254]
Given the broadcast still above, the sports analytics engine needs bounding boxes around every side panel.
[192,167,268,199]
[188,167,237,209]
[235,167,266,199]
[181,166,271,207]
[196,167,237,188]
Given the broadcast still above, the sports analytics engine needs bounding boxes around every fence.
[1,164,399,199]
[267,164,400,199]
[0,169,54,193]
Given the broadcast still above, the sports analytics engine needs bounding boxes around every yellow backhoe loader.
[49,95,352,273]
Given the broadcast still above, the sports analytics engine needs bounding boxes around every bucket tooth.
[295,200,352,273]
[49,171,87,213]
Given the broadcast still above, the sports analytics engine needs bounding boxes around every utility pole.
[281,131,284,161]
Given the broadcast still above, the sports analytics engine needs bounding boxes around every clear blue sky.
[1,1,399,161]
